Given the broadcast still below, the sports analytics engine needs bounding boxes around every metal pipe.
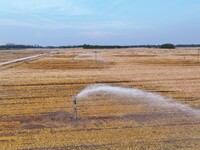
[73,96,77,119]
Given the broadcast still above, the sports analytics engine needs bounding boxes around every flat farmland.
[0,48,200,149]
[0,49,50,63]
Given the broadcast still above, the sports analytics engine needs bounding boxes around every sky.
[0,0,200,46]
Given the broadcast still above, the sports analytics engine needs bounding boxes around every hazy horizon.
[0,0,200,46]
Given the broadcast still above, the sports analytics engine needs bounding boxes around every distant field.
[0,48,200,149]
[0,49,49,63]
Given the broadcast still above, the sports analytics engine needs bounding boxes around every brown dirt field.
[19,57,114,70]
[0,48,200,149]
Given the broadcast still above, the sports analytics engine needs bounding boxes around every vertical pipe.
[95,51,97,61]
[74,96,77,119]
[73,52,75,61]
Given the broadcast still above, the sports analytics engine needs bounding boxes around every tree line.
[1,43,200,50]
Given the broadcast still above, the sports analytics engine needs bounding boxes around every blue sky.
[0,0,200,46]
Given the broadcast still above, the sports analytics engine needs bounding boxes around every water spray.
[76,84,200,118]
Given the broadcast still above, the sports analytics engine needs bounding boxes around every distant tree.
[0,44,43,50]
[160,43,175,49]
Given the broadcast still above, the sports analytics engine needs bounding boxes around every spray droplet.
[77,84,200,118]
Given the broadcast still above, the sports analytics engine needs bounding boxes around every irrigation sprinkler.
[95,51,98,61]
[197,49,200,63]
[73,52,76,61]
[73,96,78,120]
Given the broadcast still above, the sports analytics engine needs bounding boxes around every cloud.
[0,17,136,32]
[0,0,91,25]
[0,0,60,14]
[0,0,89,14]
[0,0,134,30]
[81,31,110,38]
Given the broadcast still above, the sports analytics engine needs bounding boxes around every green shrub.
[160,43,175,49]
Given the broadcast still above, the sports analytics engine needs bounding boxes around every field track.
[0,54,47,66]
